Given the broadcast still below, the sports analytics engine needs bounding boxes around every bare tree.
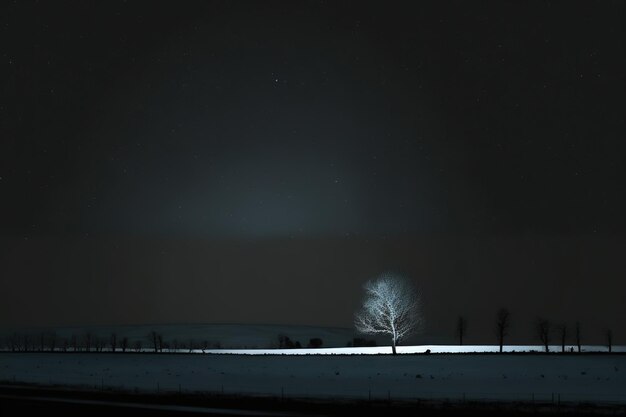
[95,337,105,352]
[456,316,467,346]
[495,308,510,353]
[134,340,143,352]
[150,331,158,353]
[157,334,164,353]
[110,333,117,353]
[70,334,78,352]
[48,332,57,352]
[606,329,613,353]
[9,333,18,352]
[575,321,581,353]
[84,332,92,352]
[120,337,128,353]
[536,318,551,352]
[556,324,567,353]
[149,331,161,353]
[355,273,423,355]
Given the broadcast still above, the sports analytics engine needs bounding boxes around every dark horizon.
[2,1,625,344]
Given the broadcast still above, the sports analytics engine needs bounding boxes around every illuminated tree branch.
[354,273,424,354]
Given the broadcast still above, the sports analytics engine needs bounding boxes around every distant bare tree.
[39,332,45,352]
[495,308,511,353]
[149,331,160,353]
[110,333,117,353]
[84,332,92,352]
[575,321,582,353]
[606,329,613,353]
[95,337,105,352]
[355,273,424,355]
[278,335,294,349]
[456,316,467,346]
[134,340,143,352]
[70,334,78,352]
[120,337,128,353]
[307,338,323,348]
[157,334,164,353]
[8,333,18,352]
[48,332,57,352]
[556,324,567,353]
[536,319,551,352]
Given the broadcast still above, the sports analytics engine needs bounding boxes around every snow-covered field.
[2,349,625,405]
[199,345,626,355]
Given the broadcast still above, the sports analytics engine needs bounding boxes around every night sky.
[2,1,625,343]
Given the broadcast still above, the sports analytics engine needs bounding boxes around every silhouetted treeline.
[0,318,618,353]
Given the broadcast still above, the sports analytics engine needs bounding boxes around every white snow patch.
[198,345,626,355]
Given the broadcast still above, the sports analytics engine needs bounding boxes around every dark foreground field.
[3,352,626,404]
[1,385,625,417]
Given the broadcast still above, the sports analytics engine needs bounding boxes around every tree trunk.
[391,338,397,355]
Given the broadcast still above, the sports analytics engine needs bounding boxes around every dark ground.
[0,385,624,417]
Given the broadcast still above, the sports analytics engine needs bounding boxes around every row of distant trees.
[456,311,615,353]
[1,331,221,353]
[277,335,324,349]
[354,273,618,355]
[2,331,334,353]
[455,308,512,352]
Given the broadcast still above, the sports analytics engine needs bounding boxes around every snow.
[2,348,626,404]
[198,345,626,355]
